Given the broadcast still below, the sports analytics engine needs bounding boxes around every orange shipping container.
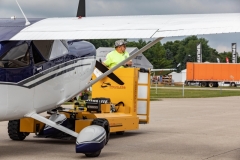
[186,62,240,87]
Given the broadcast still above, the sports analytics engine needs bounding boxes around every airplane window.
[0,43,30,68]
[33,40,53,60]
[32,44,46,65]
[61,40,68,50]
[49,40,68,60]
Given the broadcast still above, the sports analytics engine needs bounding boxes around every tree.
[163,36,220,70]
[218,51,232,63]
[86,37,235,70]
[127,40,172,69]
[88,39,116,48]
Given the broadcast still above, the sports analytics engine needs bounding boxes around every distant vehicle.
[184,81,200,86]
[219,82,232,87]
[186,62,240,87]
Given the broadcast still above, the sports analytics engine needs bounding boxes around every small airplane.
[0,0,240,157]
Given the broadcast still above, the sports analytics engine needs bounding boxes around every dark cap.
[115,40,127,47]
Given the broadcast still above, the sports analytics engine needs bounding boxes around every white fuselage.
[0,56,96,121]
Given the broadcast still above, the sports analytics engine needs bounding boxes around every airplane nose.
[0,85,8,121]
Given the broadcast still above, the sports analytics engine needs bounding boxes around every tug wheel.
[116,131,125,135]
[91,118,110,145]
[8,120,29,141]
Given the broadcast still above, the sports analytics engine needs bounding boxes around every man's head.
[115,40,127,53]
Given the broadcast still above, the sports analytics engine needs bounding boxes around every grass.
[63,86,240,103]
[151,84,240,89]
[150,88,240,100]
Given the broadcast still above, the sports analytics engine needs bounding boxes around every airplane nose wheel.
[85,150,101,157]
[76,118,110,157]
[8,120,29,141]
[84,119,110,157]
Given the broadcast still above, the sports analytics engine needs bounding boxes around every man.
[103,40,132,68]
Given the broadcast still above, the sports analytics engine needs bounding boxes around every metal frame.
[26,112,78,137]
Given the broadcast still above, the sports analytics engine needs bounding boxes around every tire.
[208,82,214,88]
[230,82,236,87]
[214,82,219,87]
[116,131,125,135]
[91,118,110,145]
[8,120,29,141]
[85,150,101,157]
[201,82,207,87]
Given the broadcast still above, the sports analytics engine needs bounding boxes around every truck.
[186,62,240,87]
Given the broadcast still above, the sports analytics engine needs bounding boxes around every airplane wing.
[0,13,240,41]
[0,18,43,41]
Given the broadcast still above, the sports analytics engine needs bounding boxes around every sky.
[0,0,240,53]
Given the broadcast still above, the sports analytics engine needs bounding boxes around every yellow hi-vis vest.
[104,50,129,68]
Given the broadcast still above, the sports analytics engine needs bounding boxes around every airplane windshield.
[0,43,30,68]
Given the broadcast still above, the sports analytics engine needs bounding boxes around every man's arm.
[125,60,132,66]
[103,53,111,68]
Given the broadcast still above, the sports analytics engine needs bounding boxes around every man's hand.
[102,62,107,67]
[125,60,132,66]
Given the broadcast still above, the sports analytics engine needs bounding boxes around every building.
[169,69,186,83]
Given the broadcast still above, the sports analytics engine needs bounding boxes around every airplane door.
[1,42,35,119]
[32,60,65,111]
[62,59,80,101]
[7,65,35,118]
[31,40,65,110]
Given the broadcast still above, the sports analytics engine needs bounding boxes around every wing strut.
[26,112,78,138]
[80,37,163,93]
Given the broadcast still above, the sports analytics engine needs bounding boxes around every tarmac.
[1,96,240,160]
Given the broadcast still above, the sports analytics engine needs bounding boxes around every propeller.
[95,61,124,85]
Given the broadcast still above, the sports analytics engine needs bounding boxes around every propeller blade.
[95,61,124,85]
